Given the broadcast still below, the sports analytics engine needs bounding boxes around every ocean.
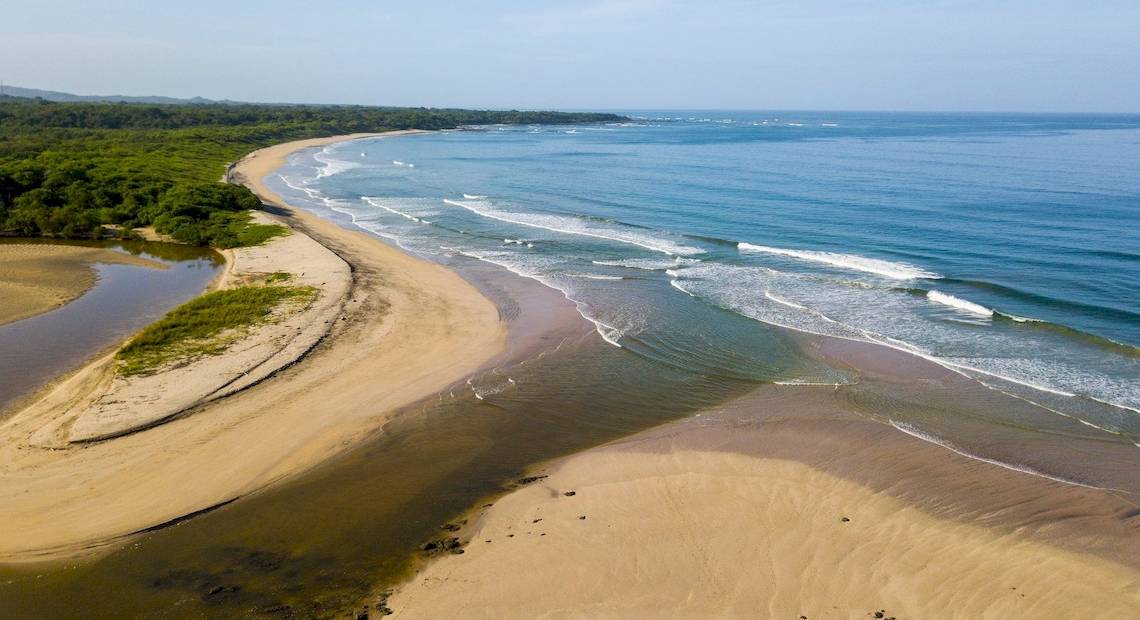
[271,112,1140,447]
[7,112,1137,616]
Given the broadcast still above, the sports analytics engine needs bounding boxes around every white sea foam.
[996,311,1043,323]
[463,194,488,200]
[889,420,1110,490]
[926,290,993,317]
[314,147,361,178]
[443,198,704,256]
[592,257,701,271]
[361,197,430,224]
[392,160,415,167]
[569,274,624,280]
[773,380,851,387]
[669,280,696,297]
[764,289,806,310]
[438,244,626,348]
[738,242,940,280]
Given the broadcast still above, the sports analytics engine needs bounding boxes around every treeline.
[0,99,623,246]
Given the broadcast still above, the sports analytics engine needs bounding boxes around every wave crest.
[738,243,940,280]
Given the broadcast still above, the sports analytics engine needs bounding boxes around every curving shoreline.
[0,131,506,562]
[388,382,1140,618]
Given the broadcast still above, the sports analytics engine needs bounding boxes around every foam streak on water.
[442,198,704,256]
[268,112,1140,443]
[738,242,941,280]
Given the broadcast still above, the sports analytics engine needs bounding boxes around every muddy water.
[1,241,1135,618]
[0,265,770,617]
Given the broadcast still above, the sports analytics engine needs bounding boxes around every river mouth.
[3,114,1139,616]
[1,229,1136,618]
[0,239,222,417]
[0,254,767,617]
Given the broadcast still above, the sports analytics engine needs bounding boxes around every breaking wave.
[738,243,940,280]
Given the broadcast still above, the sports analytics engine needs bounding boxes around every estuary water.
[4,114,1137,618]
[0,241,221,414]
[271,112,1140,444]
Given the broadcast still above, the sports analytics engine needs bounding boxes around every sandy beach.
[0,131,506,562]
[389,385,1140,618]
[0,243,165,326]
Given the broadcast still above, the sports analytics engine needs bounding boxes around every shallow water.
[271,112,1140,435]
[2,114,1138,617]
[0,240,221,415]
[0,269,766,617]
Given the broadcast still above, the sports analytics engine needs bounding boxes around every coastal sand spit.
[0,131,505,562]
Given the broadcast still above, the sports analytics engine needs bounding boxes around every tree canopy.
[0,99,623,247]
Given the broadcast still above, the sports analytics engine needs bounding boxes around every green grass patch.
[233,221,288,247]
[116,284,316,376]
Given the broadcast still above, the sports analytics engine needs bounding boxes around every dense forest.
[0,98,623,247]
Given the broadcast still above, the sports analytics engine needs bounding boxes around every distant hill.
[0,85,233,105]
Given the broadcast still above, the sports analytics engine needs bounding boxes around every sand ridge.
[0,131,506,562]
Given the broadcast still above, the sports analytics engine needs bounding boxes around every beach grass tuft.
[232,218,289,248]
[116,283,316,376]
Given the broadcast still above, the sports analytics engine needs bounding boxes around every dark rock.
[532,518,543,523]
[841,517,851,522]
[563,491,576,496]
[874,611,884,618]
[441,522,461,532]
[579,515,587,520]
[518,475,548,485]
[204,584,240,599]
[375,591,394,616]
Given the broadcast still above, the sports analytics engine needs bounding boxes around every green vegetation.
[0,99,624,247]
[115,283,316,376]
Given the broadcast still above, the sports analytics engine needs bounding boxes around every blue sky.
[3,0,1138,112]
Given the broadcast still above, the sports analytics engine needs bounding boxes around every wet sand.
[388,329,1140,618]
[0,242,165,326]
[390,380,1140,619]
[0,132,506,562]
[4,130,1136,617]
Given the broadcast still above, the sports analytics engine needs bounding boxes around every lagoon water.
[272,112,1140,445]
[0,242,221,415]
[6,114,1138,617]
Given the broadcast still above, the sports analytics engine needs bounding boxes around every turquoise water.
[270,112,1140,442]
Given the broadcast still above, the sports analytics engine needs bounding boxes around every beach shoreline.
[0,130,507,563]
[388,377,1140,618]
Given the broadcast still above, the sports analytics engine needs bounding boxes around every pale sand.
[390,403,1140,619]
[0,243,165,326]
[0,131,506,562]
[26,211,353,444]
